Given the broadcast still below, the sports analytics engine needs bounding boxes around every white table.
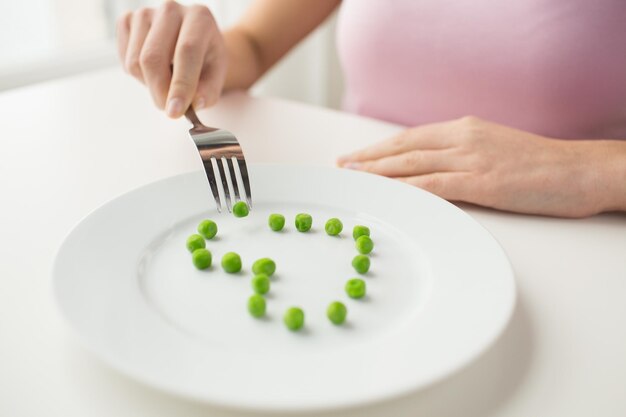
[1,68,625,417]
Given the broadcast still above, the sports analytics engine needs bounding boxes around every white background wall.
[0,0,343,109]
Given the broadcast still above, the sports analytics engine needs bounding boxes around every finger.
[116,11,132,63]
[140,1,184,109]
[124,8,153,82]
[166,5,214,117]
[346,149,454,178]
[398,172,472,202]
[337,123,454,165]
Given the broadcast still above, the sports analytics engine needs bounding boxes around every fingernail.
[195,97,205,109]
[166,98,183,117]
[338,154,352,163]
[344,162,361,170]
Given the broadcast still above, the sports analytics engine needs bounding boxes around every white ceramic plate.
[53,164,515,412]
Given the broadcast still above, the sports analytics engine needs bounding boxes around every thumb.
[192,57,227,109]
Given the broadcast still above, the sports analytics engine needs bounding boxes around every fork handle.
[184,106,204,129]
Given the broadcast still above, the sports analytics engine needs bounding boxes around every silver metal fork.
[184,106,252,213]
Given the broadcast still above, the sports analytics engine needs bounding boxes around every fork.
[184,106,252,213]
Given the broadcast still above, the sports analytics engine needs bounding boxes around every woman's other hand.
[338,117,625,218]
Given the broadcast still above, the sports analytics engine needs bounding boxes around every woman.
[116,0,626,218]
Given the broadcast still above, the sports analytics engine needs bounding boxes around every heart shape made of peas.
[186,202,374,332]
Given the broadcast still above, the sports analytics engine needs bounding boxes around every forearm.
[221,0,341,91]
[585,140,626,213]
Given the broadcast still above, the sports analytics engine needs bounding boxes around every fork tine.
[236,157,252,209]
[203,158,222,212]
[184,104,249,213]
[216,157,232,212]
[226,157,241,202]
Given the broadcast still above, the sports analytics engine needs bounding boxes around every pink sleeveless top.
[336,0,626,139]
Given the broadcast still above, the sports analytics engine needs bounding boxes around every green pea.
[295,213,313,232]
[186,234,205,253]
[251,274,270,295]
[191,248,212,270]
[353,225,370,240]
[355,235,374,254]
[232,201,250,218]
[345,278,366,299]
[283,307,305,331]
[326,301,348,325]
[325,218,343,236]
[352,254,370,274]
[197,219,218,240]
[268,213,285,231]
[221,252,242,273]
[252,258,276,276]
[247,294,266,318]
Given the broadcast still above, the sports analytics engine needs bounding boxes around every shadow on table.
[68,292,532,417]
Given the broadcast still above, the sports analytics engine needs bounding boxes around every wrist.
[223,27,263,91]
[583,140,626,213]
